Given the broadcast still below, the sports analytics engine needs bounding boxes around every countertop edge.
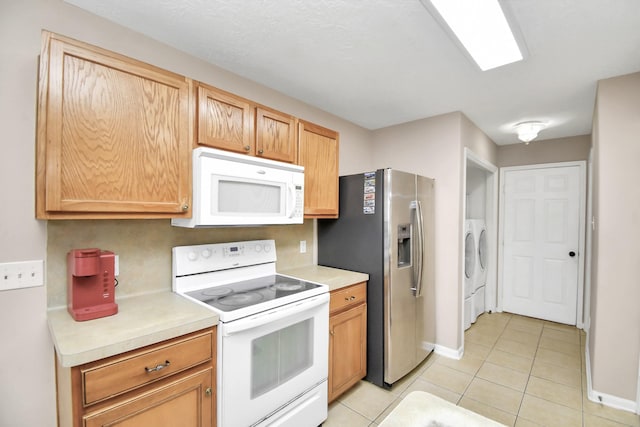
[278,265,369,292]
[48,292,219,368]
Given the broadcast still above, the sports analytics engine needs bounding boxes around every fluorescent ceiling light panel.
[429,0,523,71]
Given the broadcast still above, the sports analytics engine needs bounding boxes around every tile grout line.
[513,320,544,425]
[458,314,516,421]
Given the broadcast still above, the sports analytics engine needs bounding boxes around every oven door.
[218,293,329,427]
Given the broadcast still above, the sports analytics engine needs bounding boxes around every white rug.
[379,391,506,427]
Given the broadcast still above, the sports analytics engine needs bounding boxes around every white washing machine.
[469,219,488,322]
[463,220,476,330]
[471,219,488,289]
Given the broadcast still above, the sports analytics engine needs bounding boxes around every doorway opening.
[462,149,498,339]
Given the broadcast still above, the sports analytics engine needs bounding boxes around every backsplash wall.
[47,219,314,308]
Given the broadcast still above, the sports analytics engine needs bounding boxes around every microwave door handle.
[286,183,296,218]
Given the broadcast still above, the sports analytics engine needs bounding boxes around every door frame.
[497,161,587,327]
[462,148,498,339]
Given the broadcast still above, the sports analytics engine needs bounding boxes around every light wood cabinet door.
[84,368,213,427]
[297,120,339,218]
[256,107,297,163]
[197,84,254,155]
[196,84,297,163]
[328,302,367,403]
[36,31,193,219]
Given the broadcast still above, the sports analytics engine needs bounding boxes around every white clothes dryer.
[464,220,476,299]
[468,219,487,324]
[463,220,476,330]
[470,219,488,290]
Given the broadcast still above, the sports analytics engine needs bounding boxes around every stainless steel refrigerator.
[318,168,435,388]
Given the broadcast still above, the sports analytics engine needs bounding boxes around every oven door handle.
[223,293,329,336]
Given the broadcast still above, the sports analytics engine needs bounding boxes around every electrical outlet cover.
[0,260,44,291]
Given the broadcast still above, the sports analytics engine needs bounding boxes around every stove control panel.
[173,240,277,277]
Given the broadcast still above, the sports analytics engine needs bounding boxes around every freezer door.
[384,170,421,385]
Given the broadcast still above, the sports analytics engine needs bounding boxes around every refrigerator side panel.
[416,175,436,361]
[384,170,420,385]
[317,170,386,387]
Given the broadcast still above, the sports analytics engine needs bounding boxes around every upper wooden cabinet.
[197,84,297,163]
[36,31,193,219]
[298,120,339,218]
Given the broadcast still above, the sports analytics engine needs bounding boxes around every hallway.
[325,312,640,426]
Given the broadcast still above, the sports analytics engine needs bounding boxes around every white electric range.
[172,240,329,427]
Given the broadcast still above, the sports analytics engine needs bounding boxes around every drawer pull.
[145,360,171,373]
[344,295,356,301]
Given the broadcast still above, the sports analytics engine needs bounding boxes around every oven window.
[251,318,313,399]
[217,180,281,214]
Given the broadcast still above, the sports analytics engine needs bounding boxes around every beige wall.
[462,114,498,166]
[590,71,640,402]
[497,134,591,167]
[0,0,373,424]
[371,112,464,352]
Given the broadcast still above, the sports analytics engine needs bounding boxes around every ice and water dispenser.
[397,224,412,267]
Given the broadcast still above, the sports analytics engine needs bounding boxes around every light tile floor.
[324,312,640,426]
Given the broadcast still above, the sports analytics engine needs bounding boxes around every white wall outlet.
[0,260,44,291]
[299,240,307,254]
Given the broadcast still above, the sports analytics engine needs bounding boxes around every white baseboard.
[585,332,639,414]
[434,344,463,360]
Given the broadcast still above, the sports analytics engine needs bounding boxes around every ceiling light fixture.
[515,121,546,144]
[427,0,523,71]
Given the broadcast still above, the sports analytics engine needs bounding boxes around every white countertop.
[48,292,218,367]
[279,265,369,291]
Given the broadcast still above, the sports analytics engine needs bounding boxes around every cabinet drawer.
[83,368,213,427]
[330,282,366,314]
[81,330,213,406]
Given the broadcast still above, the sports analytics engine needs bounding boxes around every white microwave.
[172,147,304,227]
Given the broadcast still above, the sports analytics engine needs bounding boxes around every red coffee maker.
[67,248,118,321]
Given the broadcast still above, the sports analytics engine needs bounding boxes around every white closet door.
[501,165,582,324]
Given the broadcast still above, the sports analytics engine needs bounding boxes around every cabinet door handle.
[258,149,264,155]
[145,360,170,373]
[205,387,212,397]
[244,145,251,151]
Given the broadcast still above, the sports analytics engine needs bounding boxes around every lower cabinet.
[56,327,216,427]
[328,282,367,403]
[83,368,212,427]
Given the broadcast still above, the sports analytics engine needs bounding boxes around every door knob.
[569,251,576,257]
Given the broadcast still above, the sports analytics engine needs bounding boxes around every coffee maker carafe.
[67,248,118,321]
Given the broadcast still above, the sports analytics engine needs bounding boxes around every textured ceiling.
[64,0,640,145]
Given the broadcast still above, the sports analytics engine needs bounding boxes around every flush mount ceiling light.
[427,0,523,71]
[515,121,546,144]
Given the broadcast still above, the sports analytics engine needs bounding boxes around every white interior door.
[500,163,584,325]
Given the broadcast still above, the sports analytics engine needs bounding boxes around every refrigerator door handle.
[411,200,425,296]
